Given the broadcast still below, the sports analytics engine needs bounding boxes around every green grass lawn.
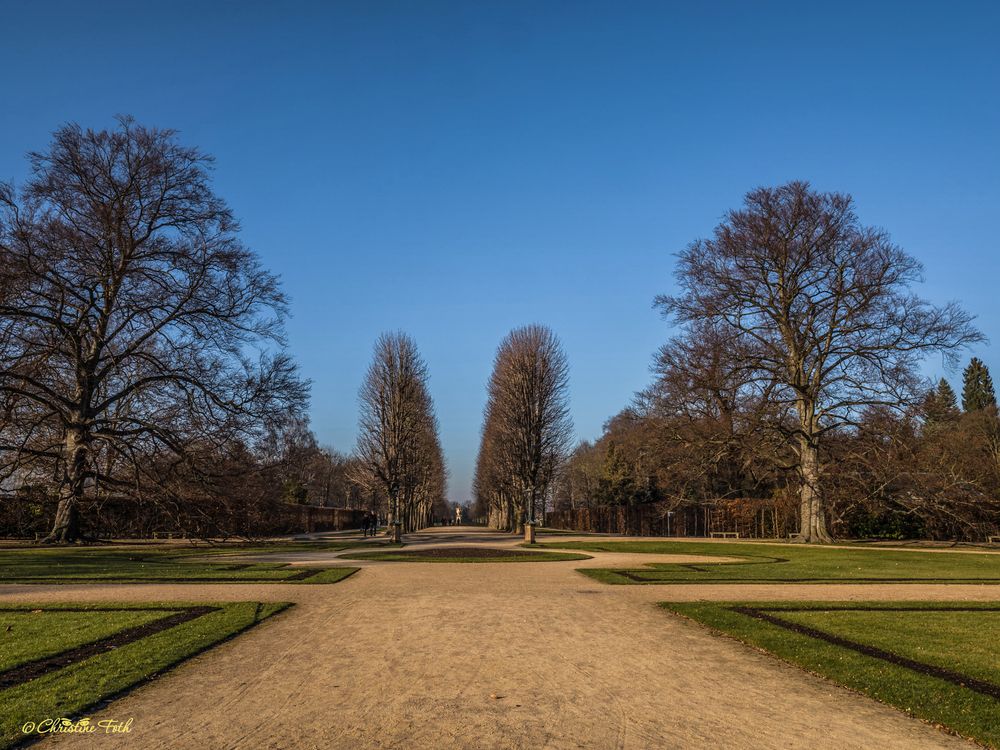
[0,601,289,749]
[342,548,592,563]
[0,609,168,672]
[536,540,1000,584]
[0,543,370,584]
[663,601,1000,747]
[535,527,583,535]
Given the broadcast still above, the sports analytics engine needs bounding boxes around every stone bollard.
[524,523,536,544]
[391,522,402,544]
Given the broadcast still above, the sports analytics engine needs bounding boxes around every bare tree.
[0,117,306,542]
[475,325,573,533]
[473,400,518,530]
[551,440,603,513]
[354,332,444,538]
[657,181,982,542]
[403,418,447,529]
[822,403,1000,541]
[636,322,791,503]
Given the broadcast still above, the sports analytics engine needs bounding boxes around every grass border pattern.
[342,547,592,563]
[662,600,1000,748]
[0,601,291,750]
[0,542,380,585]
[731,605,1000,700]
[0,606,220,689]
[542,539,1000,585]
[596,569,1000,584]
[0,565,360,585]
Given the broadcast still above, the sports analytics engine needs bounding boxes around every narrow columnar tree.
[354,332,444,534]
[400,411,447,530]
[657,181,982,542]
[962,358,997,413]
[473,400,518,530]
[475,325,573,532]
[0,118,306,542]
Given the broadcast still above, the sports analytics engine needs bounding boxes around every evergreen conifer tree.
[923,378,960,424]
[962,358,997,412]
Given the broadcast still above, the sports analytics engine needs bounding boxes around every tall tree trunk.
[388,488,402,542]
[797,436,831,543]
[48,495,80,543]
[45,427,87,543]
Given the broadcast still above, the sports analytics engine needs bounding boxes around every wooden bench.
[710,531,740,539]
[988,536,1000,545]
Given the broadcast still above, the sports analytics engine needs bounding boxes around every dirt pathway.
[2,527,992,749]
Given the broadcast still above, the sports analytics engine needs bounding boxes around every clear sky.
[2,1,997,503]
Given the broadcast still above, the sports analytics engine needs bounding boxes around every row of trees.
[555,182,995,542]
[265,416,375,510]
[2,120,988,543]
[473,325,573,532]
[555,356,999,540]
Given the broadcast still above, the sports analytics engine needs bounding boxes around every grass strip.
[662,600,1000,748]
[0,545,367,584]
[0,609,169,673]
[343,548,591,563]
[536,540,1000,584]
[0,601,290,749]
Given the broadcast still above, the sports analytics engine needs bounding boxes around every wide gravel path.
[2,527,992,749]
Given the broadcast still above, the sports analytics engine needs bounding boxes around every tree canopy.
[655,181,982,542]
[0,117,306,541]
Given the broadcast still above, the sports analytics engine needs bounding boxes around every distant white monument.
[455,506,463,525]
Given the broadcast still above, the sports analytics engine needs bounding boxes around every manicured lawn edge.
[575,567,1000,585]
[341,550,591,563]
[661,601,1000,748]
[538,540,1000,585]
[297,566,360,583]
[0,544,365,585]
[0,601,291,749]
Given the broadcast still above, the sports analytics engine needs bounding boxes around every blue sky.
[2,1,997,503]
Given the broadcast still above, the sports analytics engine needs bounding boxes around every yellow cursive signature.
[22,717,133,734]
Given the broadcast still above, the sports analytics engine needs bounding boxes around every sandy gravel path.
[2,527,992,749]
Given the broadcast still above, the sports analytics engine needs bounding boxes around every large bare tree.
[657,181,982,542]
[475,324,572,533]
[0,117,306,542]
[354,332,444,538]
